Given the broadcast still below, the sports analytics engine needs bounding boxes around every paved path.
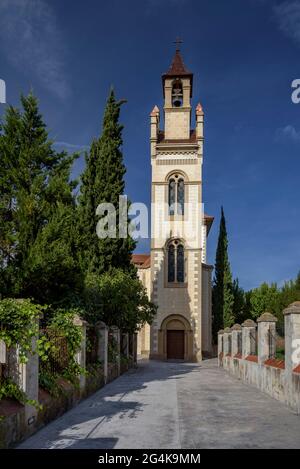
[18,359,300,449]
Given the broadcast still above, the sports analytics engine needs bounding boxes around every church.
[133,47,214,362]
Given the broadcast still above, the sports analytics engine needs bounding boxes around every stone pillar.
[217,330,224,366]
[7,325,39,427]
[95,321,108,384]
[223,328,232,356]
[0,339,6,364]
[231,324,242,357]
[111,326,121,376]
[217,330,224,355]
[133,333,138,365]
[242,319,257,358]
[257,312,277,365]
[73,315,87,391]
[283,302,300,411]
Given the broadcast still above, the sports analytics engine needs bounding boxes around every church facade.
[133,49,213,362]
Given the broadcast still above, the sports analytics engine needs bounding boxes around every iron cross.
[174,37,183,51]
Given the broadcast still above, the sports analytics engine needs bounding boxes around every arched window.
[168,179,176,216]
[177,244,184,282]
[168,244,175,283]
[167,240,185,284]
[172,79,183,108]
[168,174,185,215]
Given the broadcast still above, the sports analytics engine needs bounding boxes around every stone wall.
[218,303,300,414]
[0,322,137,448]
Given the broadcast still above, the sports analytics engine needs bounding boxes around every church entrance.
[157,314,194,361]
[167,330,184,359]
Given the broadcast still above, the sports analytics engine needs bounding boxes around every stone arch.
[158,314,194,361]
[165,169,189,183]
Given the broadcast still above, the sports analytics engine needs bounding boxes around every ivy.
[0,298,44,363]
[108,335,119,364]
[0,378,41,415]
[39,308,84,391]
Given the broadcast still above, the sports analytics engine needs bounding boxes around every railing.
[86,326,98,365]
[267,328,277,359]
[40,328,69,375]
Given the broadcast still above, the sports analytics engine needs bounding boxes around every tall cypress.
[212,207,234,341]
[79,89,136,275]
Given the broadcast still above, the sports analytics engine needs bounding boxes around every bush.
[83,269,156,332]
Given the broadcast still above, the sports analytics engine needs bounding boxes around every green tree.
[79,89,136,276]
[249,282,280,319]
[212,207,234,340]
[83,269,156,332]
[232,278,246,324]
[0,93,79,300]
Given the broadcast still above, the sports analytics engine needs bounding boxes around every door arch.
[158,314,193,361]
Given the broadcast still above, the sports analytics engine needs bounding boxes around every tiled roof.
[132,254,150,269]
[204,214,214,235]
[162,50,193,97]
[163,50,192,77]
[157,129,197,144]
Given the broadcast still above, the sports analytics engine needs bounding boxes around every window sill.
[165,282,188,289]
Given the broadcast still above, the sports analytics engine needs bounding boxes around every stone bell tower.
[146,45,214,362]
[162,48,193,140]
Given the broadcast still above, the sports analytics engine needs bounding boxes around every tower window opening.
[172,79,183,108]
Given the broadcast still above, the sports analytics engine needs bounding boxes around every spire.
[162,47,193,97]
[164,49,192,77]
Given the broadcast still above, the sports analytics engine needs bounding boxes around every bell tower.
[146,44,214,363]
[162,45,193,140]
[134,44,214,361]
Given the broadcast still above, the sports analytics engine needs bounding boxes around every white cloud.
[0,0,69,99]
[275,124,300,142]
[54,141,89,152]
[273,1,300,45]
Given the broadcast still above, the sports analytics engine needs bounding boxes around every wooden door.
[167,330,184,359]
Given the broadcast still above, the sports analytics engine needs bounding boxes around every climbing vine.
[38,309,84,394]
[0,298,44,363]
[0,298,45,411]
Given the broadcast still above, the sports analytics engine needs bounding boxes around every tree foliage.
[79,89,136,276]
[212,207,234,340]
[0,93,79,302]
[83,269,156,332]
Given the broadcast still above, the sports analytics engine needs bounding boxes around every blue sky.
[0,0,299,290]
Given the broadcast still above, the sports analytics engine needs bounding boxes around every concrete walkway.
[18,359,300,449]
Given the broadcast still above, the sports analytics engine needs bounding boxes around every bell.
[173,97,182,107]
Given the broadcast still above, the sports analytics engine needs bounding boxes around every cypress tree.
[212,207,234,341]
[79,89,136,275]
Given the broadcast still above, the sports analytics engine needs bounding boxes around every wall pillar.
[223,328,232,356]
[111,326,121,376]
[257,312,277,365]
[217,330,224,366]
[0,339,6,364]
[283,302,300,411]
[95,321,108,384]
[73,315,87,391]
[133,333,138,365]
[242,319,257,358]
[7,322,39,427]
[231,324,242,356]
